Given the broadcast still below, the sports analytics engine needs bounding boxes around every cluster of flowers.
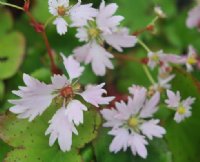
[8,0,198,159]
[49,0,137,76]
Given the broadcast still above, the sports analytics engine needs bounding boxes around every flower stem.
[142,65,156,85]
[0,1,24,10]
[137,38,156,84]
[149,16,159,25]
[44,16,56,29]
[137,38,151,53]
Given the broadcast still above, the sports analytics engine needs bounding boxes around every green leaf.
[0,8,13,37]
[165,70,200,162]
[93,128,172,162]
[0,32,25,80]
[0,108,101,161]
[113,0,154,30]
[31,0,50,23]
[0,81,4,101]
[0,139,12,161]
[31,68,51,83]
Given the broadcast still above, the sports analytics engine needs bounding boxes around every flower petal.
[140,92,160,118]
[45,107,77,152]
[62,54,84,80]
[65,100,87,126]
[9,74,54,121]
[79,83,114,107]
[53,17,68,35]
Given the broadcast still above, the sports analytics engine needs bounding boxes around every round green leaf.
[0,107,101,161]
[0,32,25,80]
[0,8,13,37]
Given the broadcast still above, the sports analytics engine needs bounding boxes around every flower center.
[57,6,66,16]
[177,106,186,115]
[60,86,73,98]
[151,53,159,61]
[88,28,100,39]
[187,56,197,65]
[128,117,139,128]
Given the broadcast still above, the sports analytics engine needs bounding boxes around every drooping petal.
[9,74,54,121]
[103,28,137,52]
[140,119,166,140]
[65,100,87,126]
[62,54,84,80]
[74,42,114,76]
[45,107,77,152]
[140,92,160,118]
[79,83,114,107]
[128,134,148,159]
[109,128,129,153]
[53,17,68,35]
[88,43,114,76]
[73,43,91,63]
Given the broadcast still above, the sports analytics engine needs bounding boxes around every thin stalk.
[0,1,24,10]
[142,65,156,85]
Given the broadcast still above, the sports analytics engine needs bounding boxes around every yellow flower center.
[187,56,197,65]
[151,53,159,61]
[57,6,66,16]
[128,117,139,128]
[88,28,100,39]
[177,106,186,115]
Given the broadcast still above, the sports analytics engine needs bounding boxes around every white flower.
[48,0,97,35]
[96,0,124,34]
[147,50,183,70]
[73,1,137,76]
[185,45,198,72]
[186,5,200,31]
[154,6,166,18]
[73,42,114,76]
[149,74,175,95]
[165,90,195,123]
[9,54,114,151]
[101,85,165,158]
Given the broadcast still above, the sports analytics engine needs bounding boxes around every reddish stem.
[24,3,61,74]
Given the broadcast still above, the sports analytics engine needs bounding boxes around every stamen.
[57,6,66,16]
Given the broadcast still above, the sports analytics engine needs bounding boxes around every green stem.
[44,16,56,28]
[137,38,151,53]
[137,39,156,84]
[143,65,156,85]
[149,16,159,25]
[0,1,24,10]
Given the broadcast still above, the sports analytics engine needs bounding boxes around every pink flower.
[165,90,195,123]
[9,54,114,152]
[101,85,165,158]
[186,5,200,31]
